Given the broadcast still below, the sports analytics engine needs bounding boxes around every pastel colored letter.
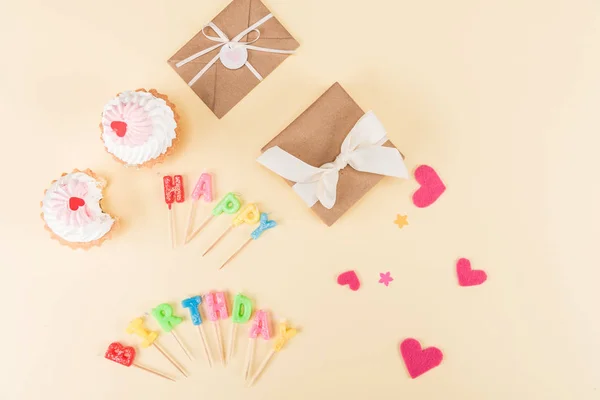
[151,303,183,333]
[232,203,260,226]
[232,294,253,324]
[249,310,271,340]
[204,292,229,321]
[212,192,241,216]
[251,213,277,240]
[126,318,158,348]
[181,296,203,326]
[163,175,185,208]
[274,321,297,352]
[192,173,213,202]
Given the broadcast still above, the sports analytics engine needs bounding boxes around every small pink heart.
[400,338,443,379]
[337,270,360,291]
[456,258,487,286]
[227,50,241,63]
[412,165,446,208]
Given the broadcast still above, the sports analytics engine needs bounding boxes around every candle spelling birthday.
[104,342,175,382]
[151,303,194,361]
[228,293,253,362]
[187,192,242,243]
[204,291,230,365]
[181,295,213,367]
[243,309,272,381]
[126,317,188,377]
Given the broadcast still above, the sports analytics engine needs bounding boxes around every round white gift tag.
[219,44,248,70]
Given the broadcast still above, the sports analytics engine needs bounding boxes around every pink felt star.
[379,272,393,286]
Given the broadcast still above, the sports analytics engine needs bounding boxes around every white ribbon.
[175,13,295,86]
[257,111,409,209]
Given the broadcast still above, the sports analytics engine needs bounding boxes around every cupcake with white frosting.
[41,169,117,249]
[101,89,179,167]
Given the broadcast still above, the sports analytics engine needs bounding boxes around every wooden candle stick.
[163,175,185,248]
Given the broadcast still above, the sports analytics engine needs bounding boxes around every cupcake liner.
[41,169,119,250]
[100,89,181,168]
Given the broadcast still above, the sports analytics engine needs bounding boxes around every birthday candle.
[202,203,260,256]
[151,303,194,361]
[204,292,230,365]
[184,173,214,241]
[227,293,253,362]
[181,295,213,367]
[243,309,272,381]
[219,213,277,270]
[186,192,242,243]
[126,317,188,377]
[247,321,298,387]
[104,342,175,382]
[163,175,185,248]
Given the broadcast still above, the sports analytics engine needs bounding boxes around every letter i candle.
[247,320,298,387]
[104,342,175,382]
[151,303,194,361]
[220,213,277,270]
[163,175,185,248]
[126,317,188,377]
[187,192,242,243]
[243,309,272,381]
[228,293,253,362]
[204,291,230,365]
[184,173,214,242]
[181,295,213,367]
[202,203,260,256]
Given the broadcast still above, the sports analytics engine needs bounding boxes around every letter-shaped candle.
[192,173,213,202]
[232,203,260,226]
[126,318,158,348]
[163,175,185,209]
[204,292,229,321]
[181,295,212,367]
[227,293,253,361]
[251,213,277,240]
[232,294,253,324]
[181,296,203,326]
[204,292,229,364]
[212,192,241,216]
[249,310,271,339]
[151,303,183,333]
[244,309,272,380]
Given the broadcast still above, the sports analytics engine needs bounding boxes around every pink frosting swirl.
[102,101,153,146]
[46,179,93,227]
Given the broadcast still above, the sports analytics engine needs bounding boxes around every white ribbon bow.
[257,111,409,209]
[175,13,295,86]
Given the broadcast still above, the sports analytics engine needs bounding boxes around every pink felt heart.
[337,270,360,291]
[400,338,443,379]
[456,258,487,286]
[412,165,446,208]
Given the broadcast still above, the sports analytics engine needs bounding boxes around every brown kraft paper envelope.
[168,0,299,119]
[260,82,402,227]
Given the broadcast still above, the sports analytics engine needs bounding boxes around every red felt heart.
[105,342,136,367]
[337,270,360,291]
[456,258,487,286]
[412,165,446,208]
[400,338,443,379]
[68,197,85,211]
[110,121,128,137]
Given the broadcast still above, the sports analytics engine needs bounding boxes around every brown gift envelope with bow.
[168,0,299,118]
[260,83,403,226]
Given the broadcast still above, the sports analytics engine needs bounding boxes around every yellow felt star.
[394,214,409,228]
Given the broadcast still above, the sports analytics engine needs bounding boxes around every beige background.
[1,0,599,398]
